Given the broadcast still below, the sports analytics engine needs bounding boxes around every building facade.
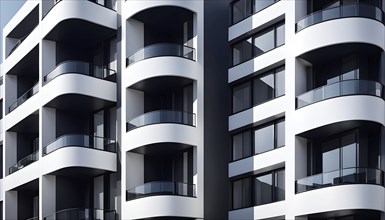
[1,0,385,220]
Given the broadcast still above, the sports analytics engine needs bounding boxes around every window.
[231,0,280,24]
[232,22,285,66]
[232,118,285,161]
[232,66,285,113]
[232,169,285,209]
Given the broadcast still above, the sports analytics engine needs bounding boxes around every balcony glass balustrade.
[296,167,384,193]
[297,3,384,32]
[296,79,383,108]
[43,134,117,155]
[126,43,196,66]
[126,110,196,131]
[126,181,196,201]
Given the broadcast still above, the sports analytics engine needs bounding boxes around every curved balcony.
[126,44,196,66]
[126,110,196,131]
[9,151,39,174]
[9,83,39,113]
[296,167,384,193]
[296,79,383,108]
[126,181,196,201]
[297,4,384,32]
[43,134,116,155]
[44,60,116,84]
[44,208,116,220]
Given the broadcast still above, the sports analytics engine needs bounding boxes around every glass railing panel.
[296,168,384,193]
[126,110,196,131]
[44,60,116,84]
[296,80,384,108]
[9,83,39,113]
[44,208,116,220]
[126,44,196,66]
[296,4,384,32]
[9,151,39,174]
[43,134,117,155]
[126,181,196,201]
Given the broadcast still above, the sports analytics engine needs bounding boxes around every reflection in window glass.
[276,23,285,47]
[233,38,252,65]
[322,139,340,173]
[232,0,252,24]
[255,173,273,205]
[275,169,285,201]
[254,74,274,105]
[255,0,276,12]
[233,82,251,113]
[275,67,285,97]
[255,124,274,154]
[232,131,252,161]
[253,29,274,56]
[276,120,285,148]
[233,178,251,209]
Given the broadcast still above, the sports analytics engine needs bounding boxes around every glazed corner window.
[231,118,285,161]
[232,66,285,113]
[231,0,280,24]
[232,169,285,209]
[232,22,285,66]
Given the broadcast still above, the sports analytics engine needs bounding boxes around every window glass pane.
[233,133,243,161]
[232,131,252,161]
[255,173,273,205]
[233,82,251,113]
[253,29,274,56]
[233,38,252,65]
[242,178,251,207]
[255,124,274,154]
[276,120,285,148]
[253,74,274,105]
[275,67,285,97]
[254,0,275,12]
[341,133,357,169]
[233,180,243,209]
[275,23,285,47]
[322,139,340,173]
[232,0,252,24]
[275,169,285,201]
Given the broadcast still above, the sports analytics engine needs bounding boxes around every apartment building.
[1,0,385,219]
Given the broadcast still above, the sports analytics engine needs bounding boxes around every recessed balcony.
[126,181,196,201]
[126,110,196,132]
[126,43,195,66]
[43,208,117,220]
[296,167,384,193]
[44,60,116,84]
[296,79,384,108]
[43,134,116,155]
[9,150,39,175]
[296,3,384,32]
[9,83,39,113]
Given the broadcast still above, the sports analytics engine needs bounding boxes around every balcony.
[296,79,383,108]
[126,181,196,201]
[43,134,116,155]
[296,167,384,193]
[9,83,39,113]
[126,110,196,131]
[126,44,196,66]
[44,208,116,220]
[296,3,384,32]
[44,60,116,84]
[9,151,39,174]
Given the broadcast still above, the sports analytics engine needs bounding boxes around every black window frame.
[231,21,285,67]
[231,168,285,210]
[231,65,285,114]
[231,118,285,162]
